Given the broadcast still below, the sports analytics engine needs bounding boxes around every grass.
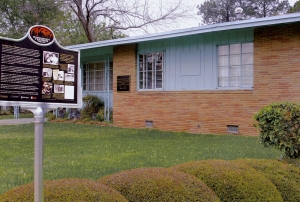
[0,114,34,120]
[0,122,282,195]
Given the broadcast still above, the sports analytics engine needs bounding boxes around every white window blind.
[218,43,253,88]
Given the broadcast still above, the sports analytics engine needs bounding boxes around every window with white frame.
[139,52,164,90]
[83,62,113,91]
[218,43,253,88]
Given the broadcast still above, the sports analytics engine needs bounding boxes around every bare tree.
[67,0,193,42]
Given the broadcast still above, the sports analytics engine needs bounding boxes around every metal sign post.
[34,107,44,202]
[25,107,50,202]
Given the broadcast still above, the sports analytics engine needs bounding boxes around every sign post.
[0,25,82,202]
[34,107,44,202]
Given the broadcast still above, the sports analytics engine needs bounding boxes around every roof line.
[68,13,300,50]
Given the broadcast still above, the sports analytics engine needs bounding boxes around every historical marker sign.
[117,75,130,92]
[0,25,82,108]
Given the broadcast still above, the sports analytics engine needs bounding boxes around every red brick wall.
[113,23,300,136]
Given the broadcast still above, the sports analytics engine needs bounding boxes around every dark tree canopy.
[288,0,300,13]
[197,0,290,24]
[0,0,63,39]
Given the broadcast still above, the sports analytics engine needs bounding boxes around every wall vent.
[145,120,153,128]
[227,125,239,133]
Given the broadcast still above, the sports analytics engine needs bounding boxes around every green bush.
[45,112,56,121]
[95,107,105,122]
[0,178,127,202]
[95,108,113,122]
[235,159,300,202]
[0,110,12,115]
[99,167,220,202]
[172,160,283,202]
[254,102,300,158]
[81,94,104,120]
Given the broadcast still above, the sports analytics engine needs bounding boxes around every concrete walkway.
[0,118,47,125]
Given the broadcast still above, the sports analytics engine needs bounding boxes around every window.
[83,62,113,91]
[139,52,164,90]
[218,43,253,88]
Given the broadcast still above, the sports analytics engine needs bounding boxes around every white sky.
[126,0,298,37]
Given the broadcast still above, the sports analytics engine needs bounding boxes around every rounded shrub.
[172,160,283,202]
[99,167,220,202]
[0,178,127,202]
[235,159,300,202]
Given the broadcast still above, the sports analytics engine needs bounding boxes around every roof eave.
[67,13,300,50]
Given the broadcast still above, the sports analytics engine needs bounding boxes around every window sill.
[137,89,163,92]
[137,88,253,94]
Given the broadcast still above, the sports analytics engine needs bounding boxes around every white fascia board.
[67,13,300,51]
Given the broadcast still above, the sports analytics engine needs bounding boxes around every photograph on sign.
[42,68,53,77]
[68,64,75,73]
[43,51,59,65]
[0,25,82,108]
[42,82,53,95]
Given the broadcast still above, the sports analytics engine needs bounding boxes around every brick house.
[68,13,300,136]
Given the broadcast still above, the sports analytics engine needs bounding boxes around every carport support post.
[34,107,44,202]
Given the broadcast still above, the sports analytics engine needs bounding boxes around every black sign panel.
[117,75,130,92]
[0,25,79,105]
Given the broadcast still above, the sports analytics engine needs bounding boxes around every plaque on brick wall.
[117,75,130,92]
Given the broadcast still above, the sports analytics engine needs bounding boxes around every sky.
[125,0,298,37]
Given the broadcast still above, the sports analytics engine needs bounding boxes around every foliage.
[288,0,300,13]
[95,108,113,122]
[99,167,220,202]
[0,178,127,202]
[95,107,105,122]
[81,94,104,120]
[252,0,290,17]
[0,0,64,39]
[197,0,237,24]
[0,110,12,116]
[235,159,300,202]
[254,102,300,158]
[172,160,283,202]
[45,113,56,121]
[197,0,290,24]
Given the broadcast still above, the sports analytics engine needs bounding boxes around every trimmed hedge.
[3,160,300,201]
[0,178,127,202]
[99,167,220,202]
[172,160,283,202]
[235,159,300,202]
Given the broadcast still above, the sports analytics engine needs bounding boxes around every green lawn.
[0,122,282,195]
[0,114,34,120]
